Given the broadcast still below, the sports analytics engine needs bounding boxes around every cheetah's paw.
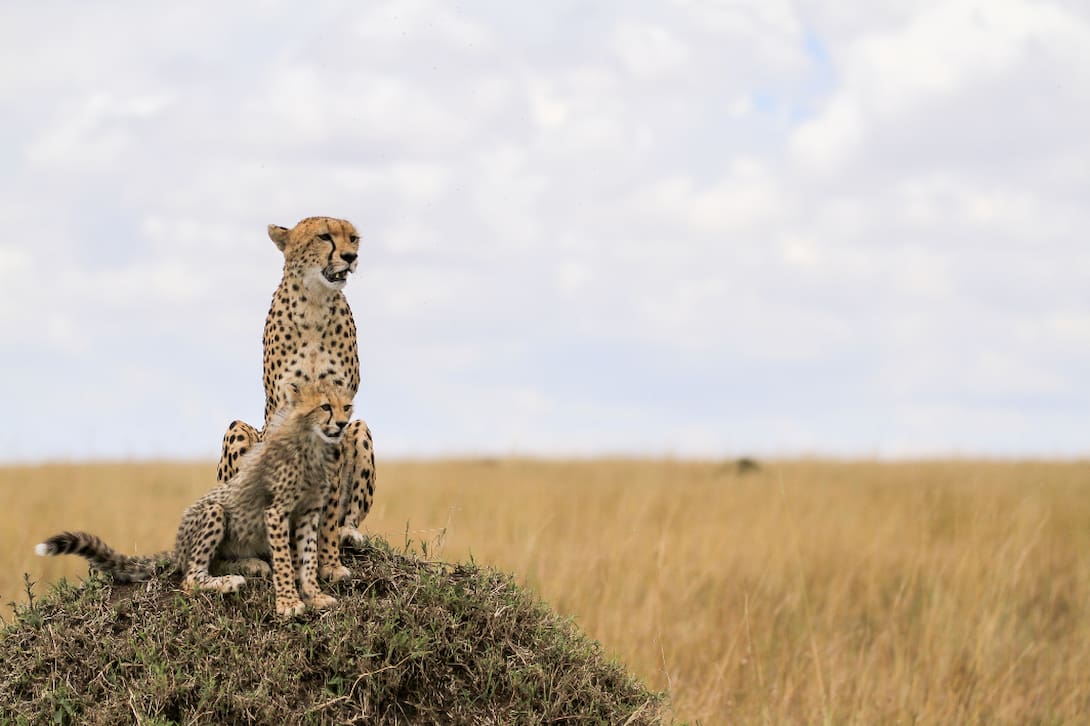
[319,564,351,582]
[275,597,307,617]
[184,574,246,594]
[215,575,247,593]
[306,592,338,610]
[339,526,368,549]
[238,559,271,577]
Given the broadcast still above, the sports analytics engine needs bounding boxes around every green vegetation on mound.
[0,538,662,725]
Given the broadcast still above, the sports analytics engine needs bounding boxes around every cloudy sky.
[2,0,1089,461]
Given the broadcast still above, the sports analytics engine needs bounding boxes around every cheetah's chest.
[262,292,360,420]
[216,452,325,559]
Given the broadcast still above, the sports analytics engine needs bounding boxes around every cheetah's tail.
[36,531,163,583]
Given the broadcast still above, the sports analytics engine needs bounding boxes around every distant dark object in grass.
[0,537,662,725]
[735,457,760,474]
[716,457,761,476]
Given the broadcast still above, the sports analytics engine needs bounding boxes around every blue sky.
[2,0,1090,460]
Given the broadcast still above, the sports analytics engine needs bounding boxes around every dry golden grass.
[3,458,1089,723]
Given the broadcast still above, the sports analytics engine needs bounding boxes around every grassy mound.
[0,538,662,725]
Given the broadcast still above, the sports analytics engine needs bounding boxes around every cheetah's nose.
[341,252,357,264]
[337,421,348,431]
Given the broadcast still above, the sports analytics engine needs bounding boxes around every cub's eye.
[317,233,333,242]
[343,405,352,412]
[320,404,332,412]
[349,235,359,243]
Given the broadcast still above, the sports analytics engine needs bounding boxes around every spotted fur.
[216,217,376,581]
[38,380,353,617]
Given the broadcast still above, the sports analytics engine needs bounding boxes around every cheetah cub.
[37,380,354,617]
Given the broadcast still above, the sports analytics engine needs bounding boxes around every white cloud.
[792,0,1090,174]
[779,236,820,268]
[255,67,474,149]
[0,246,34,331]
[851,0,1090,114]
[2,1,1090,460]
[0,246,31,279]
[470,145,548,250]
[630,158,785,234]
[726,94,755,119]
[26,92,174,165]
[380,219,441,254]
[527,83,570,129]
[366,263,470,318]
[60,261,208,305]
[388,163,452,205]
[350,0,494,53]
[555,260,594,297]
[790,95,865,171]
[44,314,88,355]
[141,216,253,254]
[670,0,806,68]
[609,22,690,79]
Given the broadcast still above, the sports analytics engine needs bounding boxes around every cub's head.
[286,380,354,444]
[268,217,360,291]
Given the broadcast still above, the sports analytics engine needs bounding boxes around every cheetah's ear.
[268,224,290,252]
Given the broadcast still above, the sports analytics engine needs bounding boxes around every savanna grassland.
[2,459,1089,723]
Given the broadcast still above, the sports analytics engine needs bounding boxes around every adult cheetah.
[217,217,376,579]
[38,379,353,616]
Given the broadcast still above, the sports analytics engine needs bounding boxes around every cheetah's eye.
[343,405,351,412]
[320,404,332,412]
[349,235,359,243]
[317,233,333,242]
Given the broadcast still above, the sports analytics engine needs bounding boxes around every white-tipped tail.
[35,543,53,556]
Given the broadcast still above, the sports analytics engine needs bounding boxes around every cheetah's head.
[268,217,360,292]
[287,380,354,444]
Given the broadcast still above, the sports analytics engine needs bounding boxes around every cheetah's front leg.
[318,458,350,583]
[264,506,305,617]
[336,420,376,550]
[297,507,337,610]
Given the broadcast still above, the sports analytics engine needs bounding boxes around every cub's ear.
[268,224,290,252]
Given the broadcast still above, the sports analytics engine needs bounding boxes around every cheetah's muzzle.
[317,428,346,444]
[322,266,350,284]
